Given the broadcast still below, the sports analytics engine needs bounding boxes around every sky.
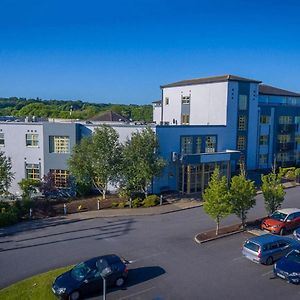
[0,0,300,104]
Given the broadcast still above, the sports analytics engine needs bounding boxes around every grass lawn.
[0,266,72,300]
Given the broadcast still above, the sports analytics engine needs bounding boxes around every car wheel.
[280,228,286,235]
[69,290,80,300]
[266,256,273,265]
[115,277,125,287]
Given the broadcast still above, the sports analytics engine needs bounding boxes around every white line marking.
[262,270,273,277]
[118,286,156,300]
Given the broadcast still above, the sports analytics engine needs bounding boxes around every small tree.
[39,172,57,198]
[69,125,122,199]
[261,164,285,215]
[203,167,232,235]
[18,178,41,200]
[0,152,14,195]
[229,162,256,229]
[120,127,166,197]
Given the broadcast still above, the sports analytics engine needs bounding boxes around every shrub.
[295,168,300,177]
[142,195,160,207]
[118,202,126,208]
[132,198,142,208]
[279,167,295,177]
[285,170,296,180]
[0,210,18,227]
[111,202,119,208]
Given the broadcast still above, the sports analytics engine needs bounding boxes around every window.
[238,95,248,110]
[260,115,270,124]
[259,135,268,145]
[205,136,216,153]
[181,137,193,154]
[238,116,247,130]
[165,97,169,105]
[51,169,69,188]
[0,133,4,146]
[25,163,40,180]
[277,152,289,162]
[296,134,300,145]
[237,136,246,150]
[195,136,202,153]
[181,114,190,125]
[295,116,300,124]
[49,136,70,153]
[26,133,39,147]
[279,116,292,124]
[259,154,268,165]
[181,96,190,104]
[277,134,290,143]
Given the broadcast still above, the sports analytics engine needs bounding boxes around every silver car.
[242,234,298,265]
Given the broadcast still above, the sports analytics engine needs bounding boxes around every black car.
[52,254,128,300]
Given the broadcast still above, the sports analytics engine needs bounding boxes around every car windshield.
[286,250,300,263]
[244,241,260,253]
[71,262,92,281]
[271,211,287,222]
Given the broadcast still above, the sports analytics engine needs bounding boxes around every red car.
[261,208,300,235]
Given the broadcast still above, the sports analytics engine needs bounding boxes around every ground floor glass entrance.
[178,161,230,194]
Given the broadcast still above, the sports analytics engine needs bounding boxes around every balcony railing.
[276,142,295,152]
[278,124,297,133]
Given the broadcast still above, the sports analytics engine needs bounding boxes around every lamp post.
[100,266,113,300]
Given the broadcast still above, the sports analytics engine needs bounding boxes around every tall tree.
[120,127,166,197]
[68,125,121,199]
[0,152,14,195]
[203,167,232,235]
[261,165,285,215]
[229,162,256,229]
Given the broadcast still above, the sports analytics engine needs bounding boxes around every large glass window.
[26,134,39,147]
[25,163,40,180]
[259,135,268,145]
[205,136,216,153]
[277,152,289,162]
[49,136,70,153]
[259,154,268,165]
[260,115,270,124]
[279,116,292,124]
[0,133,4,146]
[277,134,291,143]
[238,116,247,130]
[195,137,202,154]
[238,95,248,110]
[237,136,246,150]
[181,114,190,125]
[51,169,69,188]
[295,116,300,124]
[181,96,190,104]
[181,137,193,154]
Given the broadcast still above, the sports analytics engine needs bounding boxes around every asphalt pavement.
[1,186,300,299]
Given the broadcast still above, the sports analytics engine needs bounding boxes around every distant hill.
[0,97,153,122]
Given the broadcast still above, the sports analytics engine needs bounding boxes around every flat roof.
[161,74,262,88]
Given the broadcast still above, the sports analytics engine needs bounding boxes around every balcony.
[278,124,296,133]
[276,142,295,152]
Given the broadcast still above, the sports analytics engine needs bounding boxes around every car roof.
[276,208,300,215]
[83,254,121,265]
[247,234,286,245]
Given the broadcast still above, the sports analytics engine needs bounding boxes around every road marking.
[118,286,156,300]
[232,256,243,262]
[262,270,273,277]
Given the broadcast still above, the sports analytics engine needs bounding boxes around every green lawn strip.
[0,266,72,300]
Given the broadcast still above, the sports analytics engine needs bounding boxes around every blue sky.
[0,0,300,104]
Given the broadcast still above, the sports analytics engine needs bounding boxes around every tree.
[261,167,285,215]
[68,125,121,199]
[39,172,57,198]
[0,152,14,195]
[120,127,166,197]
[18,178,41,200]
[203,167,232,235]
[229,162,256,229]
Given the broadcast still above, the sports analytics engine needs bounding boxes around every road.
[0,187,300,299]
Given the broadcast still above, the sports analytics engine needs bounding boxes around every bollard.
[63,203,67,215]
[129,197,132,208]
[160,194,163,206]
[29,208,32,218]
[97,199,100,210]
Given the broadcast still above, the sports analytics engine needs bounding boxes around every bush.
[279,167,295,177]
[111,202,119,208]
[118,202,126,208]
[142,195,160,207]
[0,210,18,227]
[132,198,142,208]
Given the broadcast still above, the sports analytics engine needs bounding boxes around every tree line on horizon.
[0,97,153,122]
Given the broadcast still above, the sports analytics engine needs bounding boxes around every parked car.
[261,208,300,235]
[242,234,299,265]
[52,254,128,300]
[273,248,300,284]
[294,228,300,241]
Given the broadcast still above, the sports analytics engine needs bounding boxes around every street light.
[100,266,113,300]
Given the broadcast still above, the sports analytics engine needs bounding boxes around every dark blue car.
[273,248,300,284]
